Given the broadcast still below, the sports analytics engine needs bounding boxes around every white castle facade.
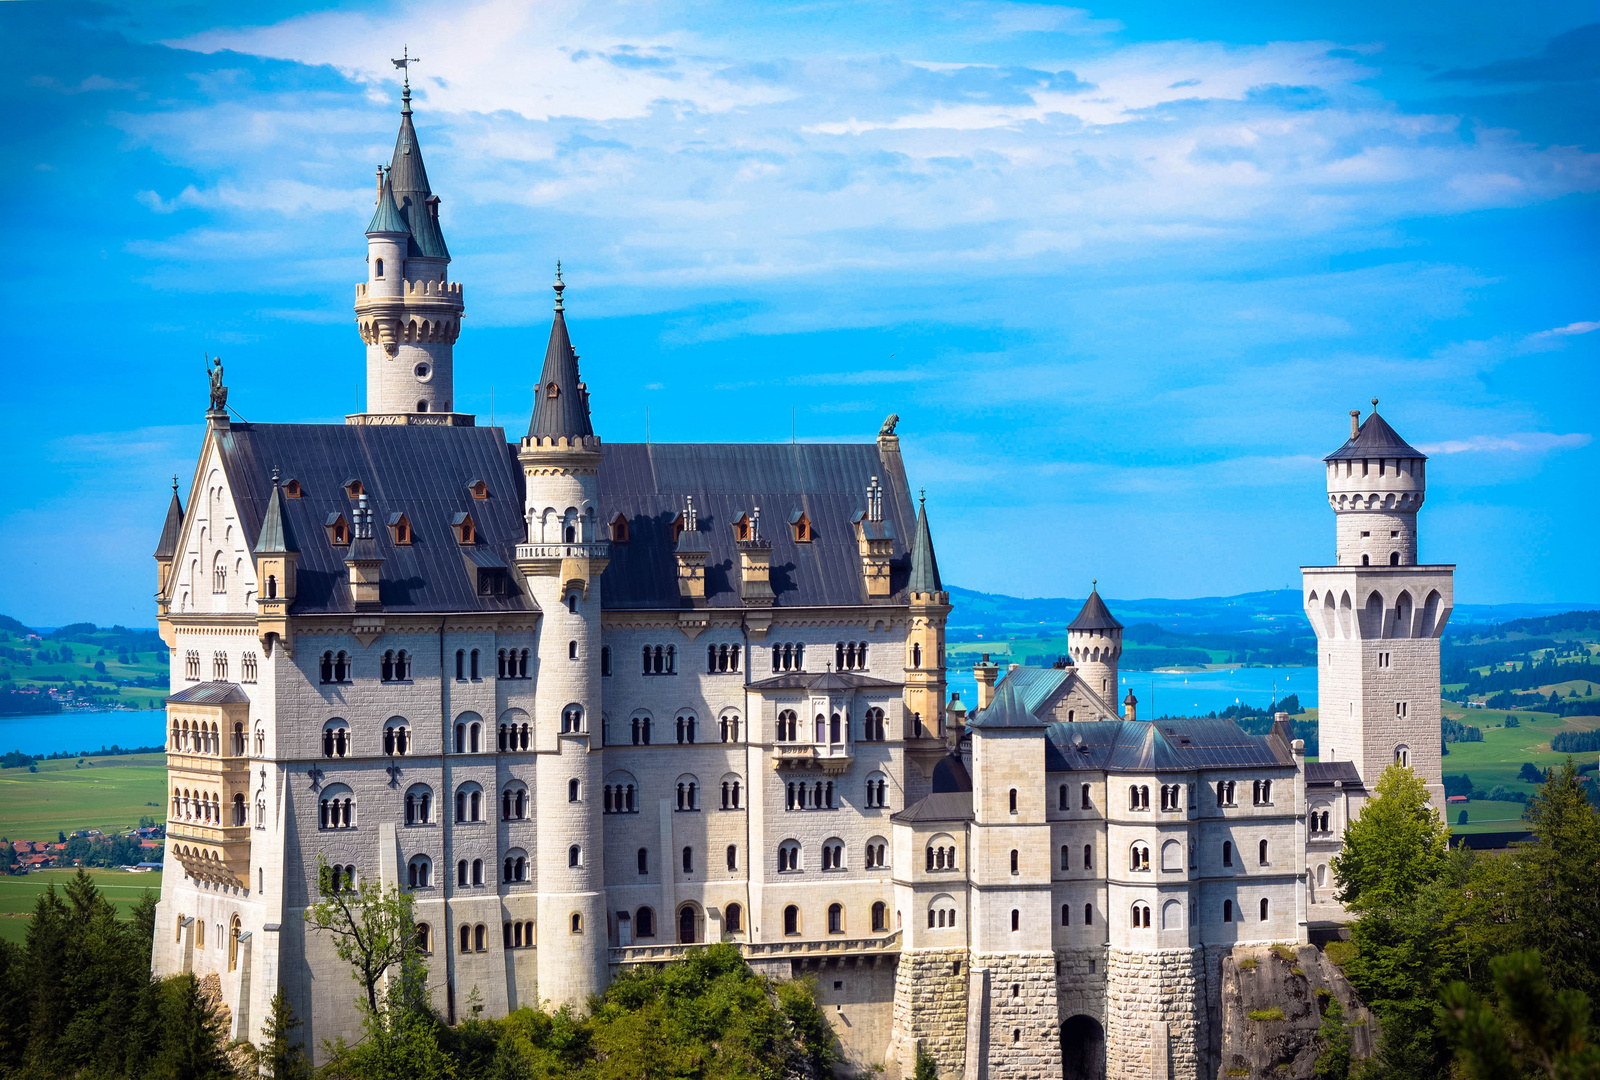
[149,84,1453,1080]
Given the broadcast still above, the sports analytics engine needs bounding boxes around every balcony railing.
[611,930,900,966]
[515,542,611,561]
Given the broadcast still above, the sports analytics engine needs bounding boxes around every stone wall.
[1056,946,1107,1024]
[978,951,1062,1079]
[888,948,968,1079]
[1106,947,1207,1080]
[1217,944,1376,1080]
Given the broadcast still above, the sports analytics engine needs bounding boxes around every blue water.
[946,667,1315,720]
[0,712,168,757]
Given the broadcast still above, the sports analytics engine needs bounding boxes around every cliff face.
[1217,945,1376,1079]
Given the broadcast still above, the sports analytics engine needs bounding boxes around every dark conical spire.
[366,170,407,236]
[386,79,449,260]
[907,489,943,593]
[153,477,184,559]
[1324,400,1425,462]
[1068,583,1122,631]
[528,265,594,440]
[254,469,299,555]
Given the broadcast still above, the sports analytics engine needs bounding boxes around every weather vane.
[391,45,419,89]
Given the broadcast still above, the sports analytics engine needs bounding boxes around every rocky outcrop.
[1217,945,1375,1080]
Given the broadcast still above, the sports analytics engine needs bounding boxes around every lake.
[0,711,168,757]
[0,666,1319,755]
[945,666,1315,721]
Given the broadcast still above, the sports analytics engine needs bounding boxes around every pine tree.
[1508,759,1600,1001]
[146,973,231,1080]
[913,1045,941,1080]
[260,986,311,1080]
[1441,950,1600,1080]
[1313,994,1353,1080]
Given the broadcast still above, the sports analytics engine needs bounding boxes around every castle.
[149,80,1452,1079]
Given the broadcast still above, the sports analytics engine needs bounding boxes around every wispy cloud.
[1418,433,1592,454]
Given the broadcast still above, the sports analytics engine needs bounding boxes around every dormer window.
[545,381,560,399]
[468,480,489,500]
[325,513,351,546]
[451,512,477,545]
[478,569,507,596]
[733,514,753,542]
[671,513,686,543]
[283,479,303,499]
[790,512,813,543]
[344,479,364,498]
[388,513,413,545]
[610,514,630,543]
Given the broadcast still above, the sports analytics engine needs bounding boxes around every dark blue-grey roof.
[891,790,973,823]
[166,681,250,705]
[154,485,184,559]
[1325,410,1424,462]
[386,99,449,260]
[597,441,919,609]
[214,423,531,614]
[1042,718,1294,772]
[932,753,972,793]
[907,496,942,593]
[1068,588,1122,631]
[1305,761,1365,788]
[527,304,593,439]
[253,478,297,554]
[748,671,902,692]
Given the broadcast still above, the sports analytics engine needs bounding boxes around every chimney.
[737,505,775,606]
[1123,689,1138,722]
[1350,410,1361,438]
[854,476,894,598]
[674,496,709,603]
[344,494,384,612]
[974,655,1000,711]
[375,167,383,205]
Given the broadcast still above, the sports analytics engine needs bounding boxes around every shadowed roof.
[1043,717,1294,772]
[1068,588,1122,631]
[166,681,249,705]
[1325,410,1425,462]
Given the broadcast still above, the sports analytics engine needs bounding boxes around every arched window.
[1260,897,1270,921]
[404,785,432,825]
[321,719,350,758]
[474,924,486,950]
[1130,842,1149,871]
[1162,839,1183,871]
[1010,849,1019,874]
[416,922,432,951]
[374,257,384,277]
[1259,839,1269,865]
[1084,843,1093,870]
[1085,903,1093,926]
[1395,745,1410,768]
[568,844,581,867]
[455,783,482,822]
[1162,900,1182,930]
[569,778,581,803]
[777,710,798,741]
[726,903,743,933]
[828,903,844,934]
[783,905,800,936]
[1223,841,1234,867]
[228,915,242,972]
[636,907,656,937]
[727,844,739,871]
[778,840,801,872]
[568,640,578,660]
[676,775,699,811]
[317,784,355,830]
[676,714,697,744]
[562,704,584,733]
[503,849,529,883]
[871,901,887,933]
[1009,788,1018,813]
[1223,899,1234,923]
[1132,903,1151,928]
[1010,908,1020,931]
[571,913,583,934]
[865,771,889,808]
[502,782,528,820]
[682,846,693,873]
[383,717,410,756]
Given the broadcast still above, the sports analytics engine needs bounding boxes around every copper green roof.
[366,175,407,236]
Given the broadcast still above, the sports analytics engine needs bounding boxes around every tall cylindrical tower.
[1326,399,1426,567]
[352,77,466,421]
[515,272,610,1007]
[1067,585,1123,709]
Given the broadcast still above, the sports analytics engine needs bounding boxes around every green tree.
[143,973,232,1080]
[1506,759,1600,1001]
[260,986,312,1080]
[1441,950,1600,1080]
[303,856,427,1023]
[913,1045,941,1080]
[1314,994,1353,1080]
[1333,763,1450,912]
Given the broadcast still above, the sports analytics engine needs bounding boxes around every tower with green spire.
[351,62,468,424]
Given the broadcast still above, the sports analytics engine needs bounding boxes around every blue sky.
[2,0,1596,625]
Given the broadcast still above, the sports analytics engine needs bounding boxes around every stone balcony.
[515,541,611,562]
[166,820,252,888]
[772,744,855,775]
[611,930,900,969]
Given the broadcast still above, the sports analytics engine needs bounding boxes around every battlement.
[355,279,465,303]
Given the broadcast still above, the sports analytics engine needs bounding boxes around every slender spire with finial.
[554,261,565,312]
[908,490,942,594]
[172,475,178,493]
[528,262,593,439]
[391,45,418,115]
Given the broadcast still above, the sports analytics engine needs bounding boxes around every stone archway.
[1061,1015,1105,1080]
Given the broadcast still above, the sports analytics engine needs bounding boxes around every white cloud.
[1530,319,1600,339]
[1418,433,1592,454]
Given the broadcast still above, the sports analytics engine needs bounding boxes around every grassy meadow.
[0,867,161,944]
[1439,700,1600,833]
[0,753,167,840]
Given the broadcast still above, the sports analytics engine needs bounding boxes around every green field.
[0,753,167,840]
[0,623,170,711]
[0,867,162,944]
[1439,701,1600,832]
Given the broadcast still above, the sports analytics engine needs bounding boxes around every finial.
[553,261,565,313]
[171,474,178,493]
[391,46,418,113]
[271,467,281,486]
[1092,578,1097,591]
[919,487,925,506]
[1371,397,1379,412]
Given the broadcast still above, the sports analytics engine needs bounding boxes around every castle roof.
[977,665,1118,721]
[386,94,449,260]
[253,476,298,555]
[365,174,408,236]
[966,678,1049,729]
[205,423,920,615]
[1042,717,1294,772]
[748,671,902,692]
[527,287,593,440]
[891,790,973,824]
[153,484,183,560]
[166,681,250,706]
[907,494,942,593]
[1305,760,1365,789]
[1324,409,1425,462]
[1067,587,1122,631]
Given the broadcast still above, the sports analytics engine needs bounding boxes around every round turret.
[1325,401,1427,567]
[1067,584,1122,704]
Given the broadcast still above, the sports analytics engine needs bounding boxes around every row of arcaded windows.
[774,707,888,743]
[779,900,890,937]
[1126,898,1272,929]
[179,649,259,683]
[170,718,247,756]
[778,837,892,873]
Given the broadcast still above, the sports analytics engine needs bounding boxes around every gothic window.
[503,850,528,883]
[185,650,200,680]
[213,651,228,680]
[776,710,798,742]
[321,719,350,759]
[864,772,889,808]
[1132,903,1151,928]
[212,555,227,594]
[317,784,355,830]
[404,785,432,825]
[240,652,258,683]
[863,707,886,741]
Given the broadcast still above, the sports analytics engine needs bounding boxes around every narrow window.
[1011,909,1020,931]
[1223,900,1233,923]
[1260,898,1270,921]
[1009,788,1018,814]
[1084,904,1093,926]
[1259,839,1268,866]
[682,846,693,873]
[637,848,648,875]
[1223,841,1233,867]
[727,844,738,871]
[1081,784,1092,810]
[1010,849,1019,875]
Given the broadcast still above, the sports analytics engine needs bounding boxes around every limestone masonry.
[149,83,1451,1079]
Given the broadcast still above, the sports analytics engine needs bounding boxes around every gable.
[171,435,257,616]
